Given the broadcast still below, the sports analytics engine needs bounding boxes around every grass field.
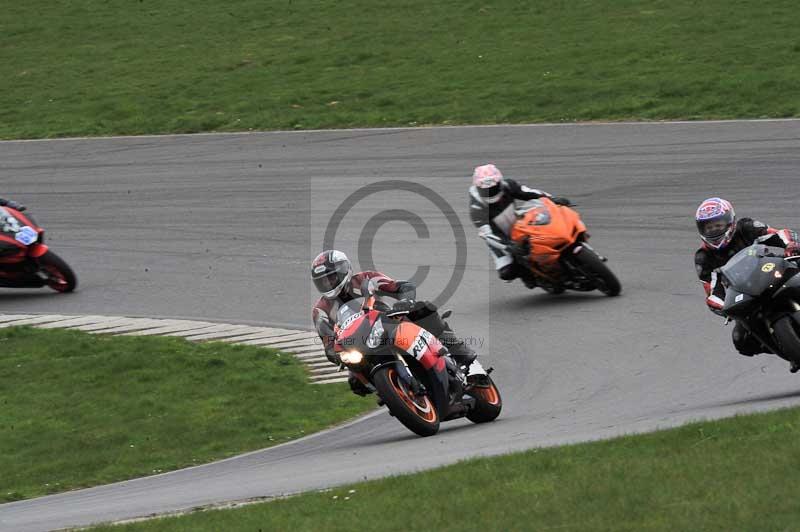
[0,326,372,502]
[3,0,799,139]
[91,405,800,531]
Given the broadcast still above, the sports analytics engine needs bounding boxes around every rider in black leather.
[469,164,571,287]
[0,198,26,211]
[693,197,800,367]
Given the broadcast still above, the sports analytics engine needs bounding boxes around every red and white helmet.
[695,197,736,249]
[472,164,504,204]
[311,250,352,299]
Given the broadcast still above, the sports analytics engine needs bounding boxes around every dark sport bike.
[718,236,800,369]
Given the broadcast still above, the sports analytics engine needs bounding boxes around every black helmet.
[311,250,352,299]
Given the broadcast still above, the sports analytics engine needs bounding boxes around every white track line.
[0,313,339,384]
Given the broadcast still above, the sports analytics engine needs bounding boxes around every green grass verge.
[90,406,800,532]
[3,0,800,139]
[0,326,372,503]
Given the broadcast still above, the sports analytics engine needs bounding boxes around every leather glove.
[387,299,417,317]
[0,199,25,212]
[551,197,572,207]
[785,242,800,258]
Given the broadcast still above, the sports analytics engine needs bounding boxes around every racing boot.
[348,373,372,396]
[519,269,538,290]
[438,328,488,383]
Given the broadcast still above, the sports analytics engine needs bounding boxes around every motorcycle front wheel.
[572,247,621,296]
[373,366,440,437]
[38,251,77,293]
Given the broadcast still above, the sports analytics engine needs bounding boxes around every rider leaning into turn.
[469,163,572,288]
[694,197,800,368]
[311,250,484,396]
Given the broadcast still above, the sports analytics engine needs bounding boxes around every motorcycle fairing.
[393,321,446,372]
[393,320,450,414]
[720,244,788,297]
[722,289,757,315]
[0,207,44,263]
[510,197,586,272]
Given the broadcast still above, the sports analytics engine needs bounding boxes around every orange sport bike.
[509,198,621,296]
[333,282,502,437]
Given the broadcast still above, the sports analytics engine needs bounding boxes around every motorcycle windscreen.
[336,298,365,327]
[719,245,786,296]
[516,199,551,225]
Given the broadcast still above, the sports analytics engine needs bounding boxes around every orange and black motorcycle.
[509,198,620,296]
[0,205,77,292]
[333,283,501,437]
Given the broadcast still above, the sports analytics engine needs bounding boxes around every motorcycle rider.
[0,198,26,211]
[694,197,800,369]
[311,249,485,395]
[469,163,572,287]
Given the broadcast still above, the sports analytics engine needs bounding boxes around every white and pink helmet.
[472,163,504,204]
[695,197,736,249]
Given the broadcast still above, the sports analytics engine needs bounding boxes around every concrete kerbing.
[0,313,346,384]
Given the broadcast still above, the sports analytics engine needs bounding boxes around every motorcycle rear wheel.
[466,376,503,423]
[39,251,77,293]
[373,366,440,437]
[573,247,621,296]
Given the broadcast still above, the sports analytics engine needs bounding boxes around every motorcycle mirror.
[441,309,453,319]
[360,278,375,296]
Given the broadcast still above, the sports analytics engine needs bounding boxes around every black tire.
[372,366,440,437]
[573,247,621,296]
[772,315,800,363]
[466,376,503,423]
[38,250,77,293]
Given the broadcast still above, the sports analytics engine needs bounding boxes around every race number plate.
[14,226,38,245]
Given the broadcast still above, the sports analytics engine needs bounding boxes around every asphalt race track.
[2,120,800,531]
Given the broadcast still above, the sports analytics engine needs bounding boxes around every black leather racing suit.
[469,179,553,281]
[694,218,799,355]
[0,198,24,210]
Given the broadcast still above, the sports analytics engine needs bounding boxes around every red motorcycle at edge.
[0,205,77,292]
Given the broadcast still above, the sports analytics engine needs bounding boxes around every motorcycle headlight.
[340,350,364,365]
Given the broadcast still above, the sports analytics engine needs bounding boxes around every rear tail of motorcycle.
[465,374,502,423]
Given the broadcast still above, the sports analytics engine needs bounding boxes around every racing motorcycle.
[717,237,800,367]
[334,283,501,437]
[0,205,77,292]
[509,198,621,296]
